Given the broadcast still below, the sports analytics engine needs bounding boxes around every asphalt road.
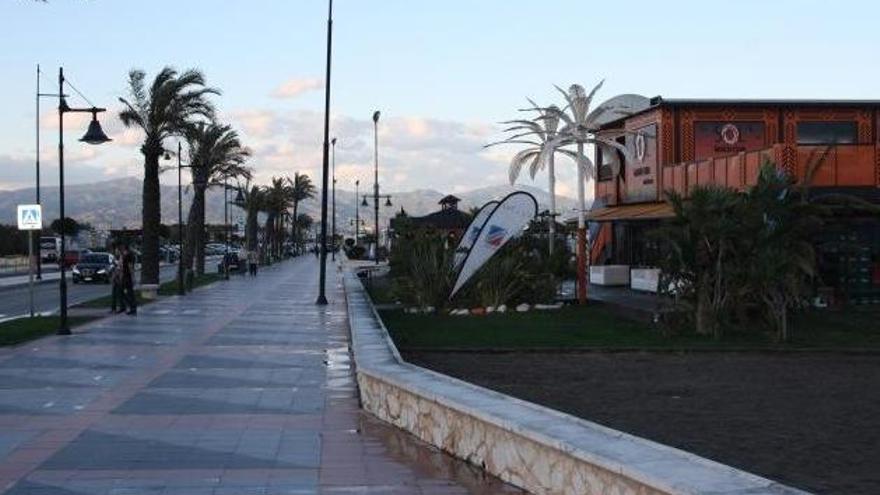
[0,263,187,320]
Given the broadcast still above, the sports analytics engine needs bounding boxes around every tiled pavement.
[0,258,522,494]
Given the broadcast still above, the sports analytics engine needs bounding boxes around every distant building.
[391,194,472,244]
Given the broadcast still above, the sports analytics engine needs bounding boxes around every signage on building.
[694,121,765,160]
[16,204,42,230]
[625,124,657,203]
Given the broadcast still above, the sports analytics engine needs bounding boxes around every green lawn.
[380,304,880,350]
[0,316,98,346]
[78,273,224,309]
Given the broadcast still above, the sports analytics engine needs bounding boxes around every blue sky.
[1,0,879,196]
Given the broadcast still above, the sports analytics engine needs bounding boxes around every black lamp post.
[316,0,334,305]
[354,179,360,245]
[56,67,112,335]
[224,174,230,280]
[177,142,186,295]
[371,110,385,265]
[331,137,337,262]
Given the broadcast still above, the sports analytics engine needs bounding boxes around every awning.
[585,202,675,222]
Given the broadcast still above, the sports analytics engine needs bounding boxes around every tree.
[262,177,294,261]
[289,172,316,254]
[50,217,82,237]
[233,181,265,253]
[486,103,578,256]
[118,67,218,285]
[538,81,632,304]
[182,122,251,275]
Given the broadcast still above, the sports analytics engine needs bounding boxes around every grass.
[380,304,880,350]
[77,273,224,309]
[0,316,98,346]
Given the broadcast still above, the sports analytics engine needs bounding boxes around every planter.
[589,265,630,286]
[630,268,660,293]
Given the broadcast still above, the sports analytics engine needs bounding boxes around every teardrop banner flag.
[449,191,538,299]
[452,200,499,273]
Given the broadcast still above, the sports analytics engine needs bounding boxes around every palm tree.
[233,180,265,253]
[539,81,631,303]
[182,122,251,275]
[294,213,314,253]
[262,177,294,262]
[290,172,317,254]
[486,102,580,255]
[118,67,218,285]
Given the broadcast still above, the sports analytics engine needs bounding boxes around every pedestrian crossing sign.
[17,204,42,230]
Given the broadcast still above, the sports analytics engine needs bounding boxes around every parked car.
[72,252,116,284]
[60,249,83,268]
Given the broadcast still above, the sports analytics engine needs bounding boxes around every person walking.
[110,244,127,314]
[121,243,137,315]
[247,248,258,276]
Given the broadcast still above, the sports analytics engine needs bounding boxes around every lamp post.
[315,0,334,305]
[372,110,381,265]
[331,137,337,261]
[177,141,185,295]
[224,174,230,280]
[35,64,44,280]
[354,179,359,245]
[361,192,392,261]
[55,67,112,335]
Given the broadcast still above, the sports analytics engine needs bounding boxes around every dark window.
[796,121,858,144]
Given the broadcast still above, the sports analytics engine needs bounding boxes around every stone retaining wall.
[344,271,809,495]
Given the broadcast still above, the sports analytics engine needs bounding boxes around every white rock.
[496,304,507,313]
[515,303,530,313]
[423,306,435,313]
[485,306,495,314]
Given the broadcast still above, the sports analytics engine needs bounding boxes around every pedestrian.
[121,243,137,315]
[247,248,258,276]
[110,244,127,314]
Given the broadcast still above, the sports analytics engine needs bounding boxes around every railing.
[662,143,877,198]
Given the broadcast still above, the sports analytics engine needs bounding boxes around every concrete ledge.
[344,271,809,495]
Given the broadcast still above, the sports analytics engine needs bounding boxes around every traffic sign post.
[17,204,42,318]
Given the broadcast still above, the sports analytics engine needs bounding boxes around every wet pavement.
[0,257,522,494]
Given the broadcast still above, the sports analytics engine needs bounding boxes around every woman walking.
[110,244,127,314]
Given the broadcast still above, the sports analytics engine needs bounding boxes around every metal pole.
[373,114,380,265]
[35,64,42,280]
[224,175,229,280]
[57,67,70,335]
[177,141,184,295]
[355,180,359,245]
[331,138,336,261]
[315,0,333,305]
[28,230,34,318]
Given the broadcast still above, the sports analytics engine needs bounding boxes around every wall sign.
[624,124,657,203]
[694,121,765,160]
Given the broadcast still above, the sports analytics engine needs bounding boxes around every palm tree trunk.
[246,205,258,251]
[195,187,206,275]
[576,142,588,304]
[264,213,276,264]
[141,151,162,285]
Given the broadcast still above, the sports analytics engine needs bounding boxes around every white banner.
[452,200,498,273]
[449,191,538,299]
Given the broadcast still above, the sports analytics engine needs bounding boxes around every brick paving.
[0,258,522,494]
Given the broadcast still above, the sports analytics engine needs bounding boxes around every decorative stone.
[496,304,507,313]
[470,307,486,316]
[485,306,495,314]
[515,303,530,313]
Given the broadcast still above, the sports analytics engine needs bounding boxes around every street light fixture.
[55,67,111,335]
[354,179,360,245]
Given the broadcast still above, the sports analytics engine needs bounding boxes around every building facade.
[589,97,880,304]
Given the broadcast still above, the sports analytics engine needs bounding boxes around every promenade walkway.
[0,257,520,494]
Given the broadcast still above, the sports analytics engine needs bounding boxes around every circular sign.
[635,132,646,162]
[720,123,740,145]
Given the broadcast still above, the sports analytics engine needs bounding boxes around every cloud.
[270,77,324,99]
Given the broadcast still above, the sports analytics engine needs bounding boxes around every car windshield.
[81,254,110,264]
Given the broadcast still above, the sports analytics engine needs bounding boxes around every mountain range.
[0,177,582,232]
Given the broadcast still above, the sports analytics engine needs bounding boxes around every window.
[796,121,857,145]
[597,136,625,182]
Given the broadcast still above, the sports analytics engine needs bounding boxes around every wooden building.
[588,97,880,303]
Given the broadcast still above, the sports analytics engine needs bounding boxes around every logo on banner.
[484,225,506,247]
[468,225,481,242]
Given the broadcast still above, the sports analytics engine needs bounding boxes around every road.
[0,263,190,320]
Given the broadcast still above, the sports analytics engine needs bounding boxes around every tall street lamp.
[223,174,230,280]
[176,142,186,295]
[315,0,334,305]
[56,67,112,335]
[370,110,391,265]
[354,179,359,245]
[331,137,337,261]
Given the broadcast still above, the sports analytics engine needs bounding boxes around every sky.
[1,0,879,199]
